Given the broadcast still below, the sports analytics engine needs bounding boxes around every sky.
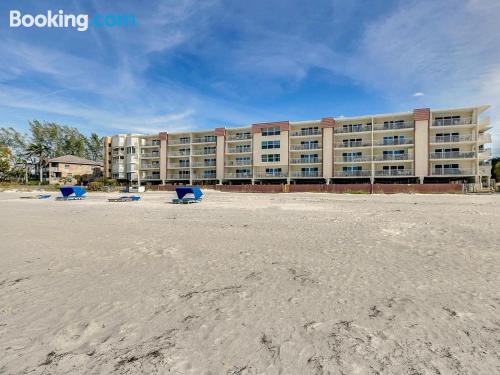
[0,0,499,155]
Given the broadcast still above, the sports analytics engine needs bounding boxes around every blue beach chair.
[57,186,87,200]
[171,186,203,204]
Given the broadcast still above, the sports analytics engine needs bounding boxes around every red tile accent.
[214,127,225,136]
[159,132,168,140]
[251,121,289,133]
[414,108,430,121]
[321,117,335,128]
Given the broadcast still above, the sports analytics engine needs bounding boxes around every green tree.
[25,141,51,183]
[0,147,11,181]
[85,133,103,161]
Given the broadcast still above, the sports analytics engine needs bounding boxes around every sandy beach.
[0,190,499,374]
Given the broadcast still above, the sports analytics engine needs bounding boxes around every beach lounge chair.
[108,195,141,202]
[57,186,86,200]
[20,194,51,200]
[171,186,203,204]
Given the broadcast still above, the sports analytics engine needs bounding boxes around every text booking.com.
[9,10,136,32]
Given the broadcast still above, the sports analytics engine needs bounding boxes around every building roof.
[48,155,103,166]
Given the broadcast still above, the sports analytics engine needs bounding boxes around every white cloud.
[413,92,424,97]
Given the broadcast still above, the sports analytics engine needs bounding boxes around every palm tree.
[25,142,51,183]
[86,133,103,161]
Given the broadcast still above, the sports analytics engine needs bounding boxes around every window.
[64,164,70,169]
[152,139,160,146]
[179,170,190,177]
[180,137,190,144]
[301,167,319,176]
[299,127,319,135]
[204,159,216,165]
[383,120,405,129]
[262,154,280,162]
[383,136,405,145]
[179,148,190,155]
[265,168,282,174]
[126,146,136,154]
[179,159,190,167]
[343,152,362,157]
[435,116,461,125]
[262,127,280,136]
[301,140,319,149]
[262,140,280,149]
[300,154,319,162]
[382,165,405,170]
[236,144,251,152]
[343,166,362,171]
[204,135,216,142]
[343,138,362,147]
[236,169,250,175]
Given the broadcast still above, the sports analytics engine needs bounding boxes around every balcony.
[191,149,216,156]
[430,135,473,143]
[334,124,372,134]
[291,171,321,178]
[289,157,322,164]
[227,134,251,141]
[192,174,217,180]
[373,121,413,131]
[140,163,160,170]
[373,138,414,146]
[226,159,252,166]
[168,151,190,157]
[336,156,371,163]
[225,173,252,179]
[335,141,372,148]
[226,147,252,154]
[290,129,321,137]
[191,161,216,168]
[140,152,160,159]
[168,138,191,145]
[167,174,190,180]
[334,170,371,177]
[478,149,492,158]
[478,134,492,143]
[373,154,412,161]
[430,168,475,176]
[254,172,288,178]
[141,175,161,181]
[290,143,322,151]
[167,163,190,169]
[429,151,475,160]
[432,117,472,126]
[375,169,414,177]
[141,141,160,148]
[192,136,216,144]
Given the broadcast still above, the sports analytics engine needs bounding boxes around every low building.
[47,155,103,185]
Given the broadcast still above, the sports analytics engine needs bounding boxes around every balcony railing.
[289,157,322,164]
[334,125,372,134]
[373,154,412,161]
[431,168,475,176]
[226,160,252,166]
[141,152,160,158]
[429,151,475,159]
[478,134,492,143]
[226,147,252,154]
[192,174,217,180]
[140,164,160,169]
[224,173,252,179]
[168,138,191,145]
[373,121,413,131]
[432,117,472,126]
[192,136,216,144]
[372,138,414,146]
[141,142,160,148]
[375,169,414,176]
[141,175,161,180]
[167,174,190,180]
[334,170,371,177]
[290,129,321,137]
[430,135,473,143]
[191,149,216,156]
[479,149,492,158]
[227,134,252,141]
[335,141,372,148]
[291,171,321,178]
[254,172,288,178]
[168,151,190,157]
[290,143,322,150]
[337,156,371,163]
[167,163,190,169]
[191,161,216,168]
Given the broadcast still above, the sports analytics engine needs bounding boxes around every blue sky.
[0,0,499,155]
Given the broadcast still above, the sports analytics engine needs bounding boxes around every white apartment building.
[103,106,493,185]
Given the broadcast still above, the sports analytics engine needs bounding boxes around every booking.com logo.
[9,10,136,32]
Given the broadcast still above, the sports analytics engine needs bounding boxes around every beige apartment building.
[103,106,493,185]
[47,155,103,185]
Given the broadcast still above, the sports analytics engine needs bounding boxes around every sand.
[0,190,499,374]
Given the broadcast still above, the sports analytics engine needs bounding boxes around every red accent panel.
[321,117,335,128]
[251,121,289,133]
[159,132,168,140]
[214,127,225,136]
[414,108,430,121]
